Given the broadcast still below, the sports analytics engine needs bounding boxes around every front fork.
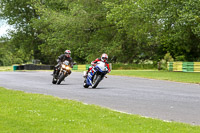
[60,69,71,77]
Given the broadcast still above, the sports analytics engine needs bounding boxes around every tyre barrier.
[168,62,200,72]
[13,64,54,71]
[73,64,111,71]
[13,64,111,71]
[72,64,90,70]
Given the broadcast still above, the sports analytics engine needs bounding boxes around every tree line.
[0,0,199,66]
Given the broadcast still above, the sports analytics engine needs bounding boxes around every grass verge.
[0,66,12,71]
[109,70,200,84]
[0,87,199,132]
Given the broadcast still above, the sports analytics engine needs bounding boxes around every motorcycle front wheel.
[92,75,102,88]
[57,72,66,84]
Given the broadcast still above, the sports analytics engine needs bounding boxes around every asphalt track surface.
[0,71,200,125]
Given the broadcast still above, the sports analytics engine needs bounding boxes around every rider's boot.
[52,67,59,78]
[83,71,88,78]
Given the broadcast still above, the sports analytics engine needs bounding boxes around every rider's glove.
[56,59,60,63]
[91,62,94,66]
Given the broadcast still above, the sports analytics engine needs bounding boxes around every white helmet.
[64,50,71,54]
[101,53,108,62]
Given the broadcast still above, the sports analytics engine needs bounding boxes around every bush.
[158,52,174,70]
[175,55,186,61]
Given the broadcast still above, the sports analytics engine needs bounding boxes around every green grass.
[0,87,200,133]
[109,70,200,84]
[0,66,12,71]
[112,63,157,70]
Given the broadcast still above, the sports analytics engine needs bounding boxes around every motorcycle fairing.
[86,68,96,86]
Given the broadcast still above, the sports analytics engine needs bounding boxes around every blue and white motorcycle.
[83,61,108,88]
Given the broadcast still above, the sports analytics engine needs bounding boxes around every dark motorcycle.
[52,60,73,84]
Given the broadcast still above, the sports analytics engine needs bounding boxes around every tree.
[104,0,200,62]
[0,0,42,63]
[1,0,199,65]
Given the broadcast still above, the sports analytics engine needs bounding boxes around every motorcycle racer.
[84,53,111,78]
[53,50,74,78]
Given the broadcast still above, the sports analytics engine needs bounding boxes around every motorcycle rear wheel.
[83,79,89,88]
[52,77,57,84]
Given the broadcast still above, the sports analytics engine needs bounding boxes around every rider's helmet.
[64,50,71,57]
[101,53,108,62]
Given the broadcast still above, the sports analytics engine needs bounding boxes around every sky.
[0,19,14,37]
